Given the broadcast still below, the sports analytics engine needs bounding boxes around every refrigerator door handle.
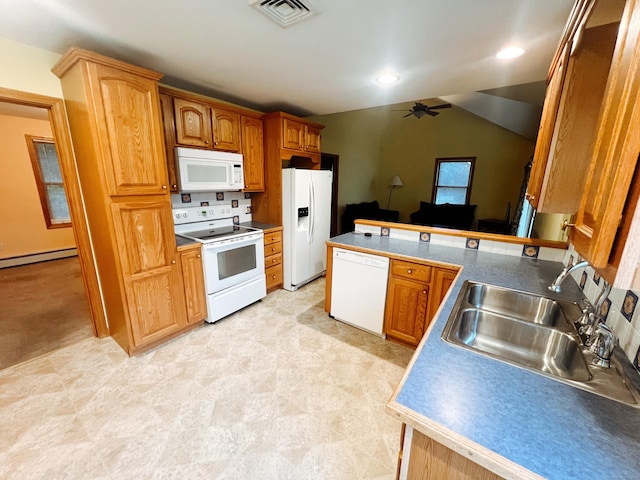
[309,178,315,244]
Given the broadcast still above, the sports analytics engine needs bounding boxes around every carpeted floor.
[0,256,94,370]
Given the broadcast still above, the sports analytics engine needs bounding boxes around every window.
[432,157,475,205]
[25,135,71,228]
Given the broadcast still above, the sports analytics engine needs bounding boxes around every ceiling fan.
[396,101,452,119]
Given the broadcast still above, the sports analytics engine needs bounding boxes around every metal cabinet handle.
[172,184,177,189]
[162,185,167,190]
[422,290,427,294]
[407,269,413,274]
[561,219,576,231]
[197,254,201,258]
[171,259,176,264]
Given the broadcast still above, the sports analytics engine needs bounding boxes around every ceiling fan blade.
[402,112,414,118]
[429,103,452,110]
[426,110,439,117]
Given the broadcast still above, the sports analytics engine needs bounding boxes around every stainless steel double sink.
[442,281,640,407]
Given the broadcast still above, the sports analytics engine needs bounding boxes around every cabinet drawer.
[264,230,282,246]
[264,252,282,269]
[266,264,283,290]
[264,241,282,257]
[391,260,431,282]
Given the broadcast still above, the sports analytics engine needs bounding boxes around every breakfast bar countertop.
[327,232,640,480]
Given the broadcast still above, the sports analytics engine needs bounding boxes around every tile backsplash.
[564,244,640,370]
[170,191,252,223]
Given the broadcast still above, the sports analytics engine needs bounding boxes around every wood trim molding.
[158,85,264,119]
[0,86,109,338]
[354,219,568,249]
[51,47,163,81]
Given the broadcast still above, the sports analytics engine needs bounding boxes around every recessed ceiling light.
[496,46,525,59]
[375,72,400,85]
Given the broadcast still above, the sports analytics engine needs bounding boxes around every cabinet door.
[91,63,169,196]
[571,0,640,268]
[174,98,213,148]
[112,199,185,347]
[304,125,322,153]
[212,107,241,152]
[282,118,304,150]
[180,247,207,324]
[526,44,570,209]
[385,276,429,347]
[532,23,619,214]
[241,116,265,191]
[429,268,458,321]
[160,93,179,192]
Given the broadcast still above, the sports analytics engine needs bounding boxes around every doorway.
[321,153,339,238]
[0,87,106,368]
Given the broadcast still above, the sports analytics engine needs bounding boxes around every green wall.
[309,100,535,229]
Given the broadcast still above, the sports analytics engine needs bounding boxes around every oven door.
[202,233,265,294]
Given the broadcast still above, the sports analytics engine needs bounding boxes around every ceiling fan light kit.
[395,101,452,119]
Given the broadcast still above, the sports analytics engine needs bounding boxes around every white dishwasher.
[330,248,390,336]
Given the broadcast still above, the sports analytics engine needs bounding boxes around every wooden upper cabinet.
[305,124,322,153]
[212,107,241,152]
[282,118,305,150]
[281,117,322,153]
[528,20,618,214]
[571,0,640,272]
[241,115,265,191]
[174,98,213,148]
[527,44,570,210]
[90,63,168,196]
[159,93,179,192]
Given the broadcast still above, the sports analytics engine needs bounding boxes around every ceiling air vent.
[250,0,318,28]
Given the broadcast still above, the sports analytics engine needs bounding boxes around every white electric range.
[173,206,266,323]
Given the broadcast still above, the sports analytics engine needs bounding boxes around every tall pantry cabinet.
[52,48,187,355]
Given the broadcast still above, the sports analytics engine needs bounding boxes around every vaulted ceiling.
[0,0,574,116]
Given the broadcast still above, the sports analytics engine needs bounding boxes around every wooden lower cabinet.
[264,226,283,292]
[399,425,503,480]
[429,267,459,320]
[385,260,459,348]
[385,260,432,348]
[111,199,187,350]
[178,244,207,324]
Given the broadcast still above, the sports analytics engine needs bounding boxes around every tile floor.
[0,278,414,479]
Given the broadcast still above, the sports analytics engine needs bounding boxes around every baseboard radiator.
[0,248,78,269]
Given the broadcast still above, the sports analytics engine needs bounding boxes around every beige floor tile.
[0,277,412,479]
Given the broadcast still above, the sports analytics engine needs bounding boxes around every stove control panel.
[172,205,234,225]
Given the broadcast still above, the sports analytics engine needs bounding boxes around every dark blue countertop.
[328,232,640,480]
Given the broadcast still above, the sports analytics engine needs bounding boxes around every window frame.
[25,135,71,229]
[432,156,476,205]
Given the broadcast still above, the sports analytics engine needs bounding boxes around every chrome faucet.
[578,281,611,343]
[590,322,617,368]
[548,260,590,293]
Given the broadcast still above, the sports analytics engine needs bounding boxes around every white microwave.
[175,147,244,192]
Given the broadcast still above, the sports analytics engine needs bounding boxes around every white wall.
[0,37,63,97]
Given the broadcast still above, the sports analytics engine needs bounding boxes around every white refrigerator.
[282,168,333,291]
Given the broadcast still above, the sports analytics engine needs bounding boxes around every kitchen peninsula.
[326,221,640,480]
